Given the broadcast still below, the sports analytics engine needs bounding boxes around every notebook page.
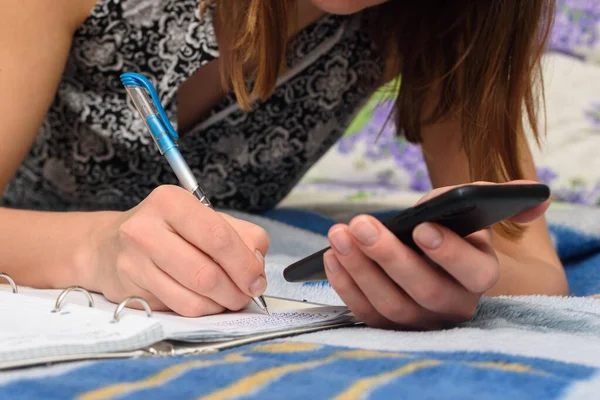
[12,287,354,342]
[164,306,353,341]
[0,291,164,364]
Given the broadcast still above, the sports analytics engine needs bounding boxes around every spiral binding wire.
[0,272,17,293]
[1,273,154,322]
[112,296,153,323]
[52,286,95,312]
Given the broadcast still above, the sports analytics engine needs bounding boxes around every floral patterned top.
[1,0,383,212]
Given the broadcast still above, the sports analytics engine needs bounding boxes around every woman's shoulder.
[3,0,96,34]
[56,0,99,32]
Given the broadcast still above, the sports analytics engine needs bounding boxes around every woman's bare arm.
[421,116,568,296]
[0,0,106,289]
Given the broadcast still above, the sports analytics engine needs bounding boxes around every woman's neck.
[292,1,327,38]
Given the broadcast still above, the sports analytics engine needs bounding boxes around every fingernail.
[329,228,353,255]
[324,251,341,274]
[414,223,442,249]
[350,218,379,246]
[255,249,264,266]
[249,275,267,296]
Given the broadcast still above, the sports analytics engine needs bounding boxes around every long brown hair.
[202,0,555,238]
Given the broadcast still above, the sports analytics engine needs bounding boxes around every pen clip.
[119,72,179,141]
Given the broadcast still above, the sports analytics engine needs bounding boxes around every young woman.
[0,0,567,330]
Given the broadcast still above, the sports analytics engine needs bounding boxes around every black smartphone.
[282,183,550,282]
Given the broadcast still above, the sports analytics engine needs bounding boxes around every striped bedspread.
[3,203,600,399]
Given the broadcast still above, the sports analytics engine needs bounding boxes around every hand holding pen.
[111,72,270,316]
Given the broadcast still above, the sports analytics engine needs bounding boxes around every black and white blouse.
[1,0,383,212]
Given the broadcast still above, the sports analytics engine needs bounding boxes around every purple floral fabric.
[549,0,600,57]
[336,101,431,193]
[327,95,600,205]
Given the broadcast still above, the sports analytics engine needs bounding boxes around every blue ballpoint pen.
[120,72,270,316]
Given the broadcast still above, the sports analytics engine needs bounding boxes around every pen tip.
[252,296,270,316]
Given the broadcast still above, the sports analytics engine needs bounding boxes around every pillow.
[298,53,600,207]
[300,95,431,194]
[549,0,600,64]
[528,52,600,206]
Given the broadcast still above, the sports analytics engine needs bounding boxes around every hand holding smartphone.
[283,183,550,282]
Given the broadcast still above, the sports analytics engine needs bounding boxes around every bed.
[2,1,600,399]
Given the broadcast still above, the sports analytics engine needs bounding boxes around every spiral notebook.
[0,274,357,370]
